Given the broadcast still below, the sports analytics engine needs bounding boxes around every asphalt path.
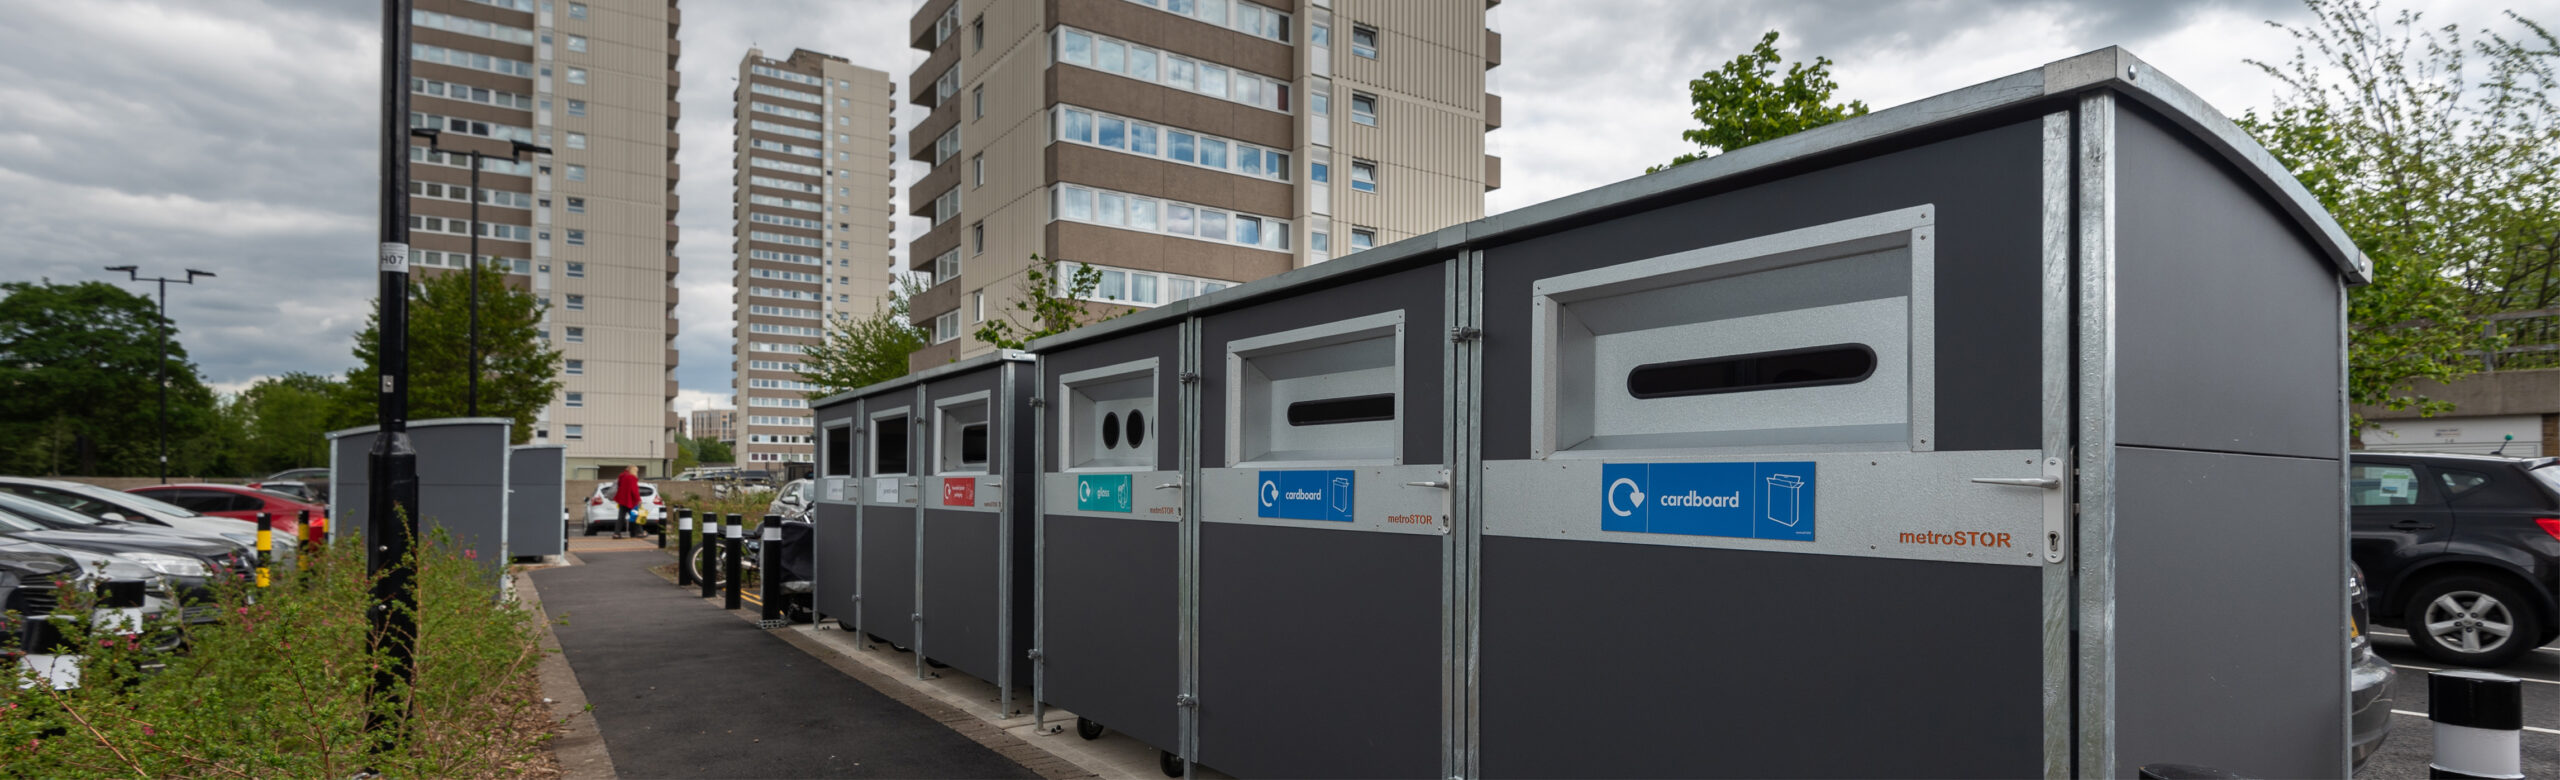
[2355,628,2560,778]
[532,550,1038,779]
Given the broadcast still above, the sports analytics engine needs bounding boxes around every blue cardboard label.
[1256,470,1356,522]
[1600,461,1815,541]
[1075,474,1134,513]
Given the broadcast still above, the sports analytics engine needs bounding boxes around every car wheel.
[2405,575,2543,667]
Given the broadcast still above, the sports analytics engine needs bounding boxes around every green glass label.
[1075,474,1134,513]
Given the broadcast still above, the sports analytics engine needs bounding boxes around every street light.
[105,265,214,484]
[405,127,551,417]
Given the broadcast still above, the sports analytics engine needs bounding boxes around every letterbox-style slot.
[1531,208,1934,457]
[1625,344,1878,399]
[936,393,992,474]
[1060,359,1158,470]
[1226,310,1406,465]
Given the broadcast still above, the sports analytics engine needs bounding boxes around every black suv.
[2349,452,2560,666]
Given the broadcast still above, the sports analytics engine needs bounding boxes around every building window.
[933,310,961,344]
[565,131,586,149]
[566,67,587,85]
[1351,228,1375,251]
[1351,24,1378,58]
[1311,161,1329,183]
[972,16,985,52]
[1351,160,1377,193]
[973,290,985,322]
[933,187,961,226]
[566,196,585,213]
[1312,231,1330,253]
[567,99,586,116]
[566,164,586,181]
[973,86,984,119]
[567,2,586,19]
[1312,23,1330,47]
[1351,92,1378,126]
[565,359,585,375]
[566,261,586,277]
[972,154,985,187]
[566,229,586,245]
[566,34,588,53]
[566,326,585,342]
[565,424,583,439]
[971,221,985,254]
[933,249,962,285]
[566,391,584,407]
[566,294,586,310]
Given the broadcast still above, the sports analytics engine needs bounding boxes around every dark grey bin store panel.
[1479,537,2043,779]
[2113,103,2344,460]
[1041,514,1181,754]
[1196,523,1442,779]
[2113,446,2344,778]
[918,363,1029,688]
[507,445,565,558]
[813,501,858,624]
[921,513,1005,682]
[860,513,918,647]
[1478,118,2050,459]
[326,419,512,580]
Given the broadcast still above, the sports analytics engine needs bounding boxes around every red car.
[127,483,314,541]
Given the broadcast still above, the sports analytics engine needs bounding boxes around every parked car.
[125,484,314,542]
[0,477,261,550]
[2348,452,2560,666]
[2349,563,2394,770]
[2,535,182,680]
[0,495,247,624]
[248,468,329,503]
[581,481,665,536]
[768,478,815,522]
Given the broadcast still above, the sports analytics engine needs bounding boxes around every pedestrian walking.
[614,466,643,539]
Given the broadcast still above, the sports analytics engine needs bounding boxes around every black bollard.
[760,514,784,624]
[254,511,273,589]
[2429,669,2522,780]
[657,506,668,548]
[675,509,695,587]
[698,515,720,599]
[723,513,744,610]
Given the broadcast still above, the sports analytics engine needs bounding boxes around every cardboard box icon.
[1765,474,1805,527]
[1329,476,1353,515]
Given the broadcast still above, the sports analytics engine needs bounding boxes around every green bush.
[0,528,554,777]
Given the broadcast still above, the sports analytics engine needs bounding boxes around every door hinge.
[1449,327,1483,342]
[1029,396,1047,408]
[1177,372,1201,384]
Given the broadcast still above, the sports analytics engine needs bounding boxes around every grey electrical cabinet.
[326,418,515,586]
[508,444,566,559]
[809,352,1038,709]
[1021,48,2367,779]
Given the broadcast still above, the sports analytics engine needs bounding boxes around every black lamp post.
[103,265,213,484]
[403,127,550,417]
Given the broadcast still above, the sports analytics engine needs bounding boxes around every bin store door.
[1477,202,2063,777]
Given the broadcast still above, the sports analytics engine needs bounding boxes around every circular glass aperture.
[1101,412,1122,449]
[1126,410,1148,448]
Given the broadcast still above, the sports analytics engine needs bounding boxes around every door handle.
[1404,481,1449,489]
[1153,480,1183,491]
[1970,476,2061,490]
[2389,520,2435,530]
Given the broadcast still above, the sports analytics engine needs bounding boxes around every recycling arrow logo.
[1607,477,1645,517]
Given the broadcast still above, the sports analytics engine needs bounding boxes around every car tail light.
[2537,518,2560,542]
[590,496,605,506]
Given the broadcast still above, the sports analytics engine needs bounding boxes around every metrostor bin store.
[807,48,2369,780]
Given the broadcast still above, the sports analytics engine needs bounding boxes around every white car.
[0,477,261,551]
[581,481,665,536]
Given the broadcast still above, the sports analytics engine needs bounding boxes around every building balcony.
[910,0,956,52]
[1485,154,1502,191]
[1485,93,1502,130]
[908,44,960,108]
[908,278,962,327]
[911,160,960,210]
[906,100,957,164]
[910,218,960,263]
[1486,30,1502,69]
[905,338,962,372]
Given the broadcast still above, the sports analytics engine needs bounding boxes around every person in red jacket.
[613,466,643,539]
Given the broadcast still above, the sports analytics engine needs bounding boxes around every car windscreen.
[59,482,203,519]
[0,493,108,527]
[0,505,54,533]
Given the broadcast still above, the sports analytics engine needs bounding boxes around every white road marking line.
[2387,661,2560,686]
[2390,709,2560,736]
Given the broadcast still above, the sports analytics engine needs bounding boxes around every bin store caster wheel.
[1075,717,1104,741]
[1159,749,1185,778]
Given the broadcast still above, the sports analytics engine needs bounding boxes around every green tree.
[802,276,928,394]
[235,372,346,473]
[695,436,734,465]
[972,254,1110,350]
[343,265,562,444]
[673,433,702,474]
[0,280,219,476]
[1652,31,1870,173]
[2240,0,2560,435]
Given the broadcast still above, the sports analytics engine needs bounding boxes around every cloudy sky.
[0,0,2529,414]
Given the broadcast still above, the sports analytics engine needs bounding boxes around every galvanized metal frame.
[1451,249,1486,780]
[996,359,1021,717]
[1031,357,1051,731]
[913,383,930,682]
[2072,91,2121,776]
[1177,316,1204,778]
[2038,110,2075,779]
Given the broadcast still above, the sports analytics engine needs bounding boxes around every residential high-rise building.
[904,0,1498,366]
[405,0,682,478]
[687,408,737,444]
[728,48,896,469]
